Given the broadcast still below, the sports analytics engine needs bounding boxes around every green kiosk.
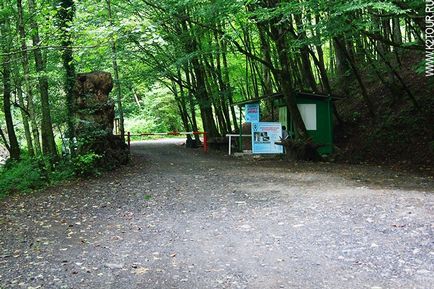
[235,92,336,155]
[276,92,335,155]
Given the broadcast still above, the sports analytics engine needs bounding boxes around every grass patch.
[143,194,152,201]
[0,152,102,200]
[0,158,48,199]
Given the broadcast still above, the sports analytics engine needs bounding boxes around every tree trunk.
[107,0,125,139]
[221,37,239,132]
[184,64,200,143]
[180,19,219,137]
[294,14,317,92]
[1,8,20,160]
[192,57,219,137]
[1,79,20,160]
[299,47,317,92]
[392,17,402,67]
[131,87,141,108]
[268,23,308,139]
[57,0,77,155]
[258,27,274,114]
[335,38,376,118]
[371,39,419,109]
[292,56,305,90]
[214,29,233,133]
[14,72,34,156]
[17,0,41,155]
[392,18,402,45]
[172,80,191,136]
[28,0,57,159]
[202,57,227,134]
[333,37,351,95]
[74,72,128,167]
[175,71,192,135]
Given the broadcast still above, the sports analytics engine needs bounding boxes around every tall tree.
[1,1,20,160]
[107,0,125,139]
[17,0,41,156]
[57,0,77,155]
[28,0,57,158]
[13,66,34,156]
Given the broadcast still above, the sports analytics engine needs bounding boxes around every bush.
[72,152,101,177]
[0,152,102,200]
[50,160,75,183]
[0,158,46,198]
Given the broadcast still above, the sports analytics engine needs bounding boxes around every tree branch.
[140,0,280,72]
[0,43,109,57]
[0,128,11,152]
[360,30,424,51]
[12,101,31,117]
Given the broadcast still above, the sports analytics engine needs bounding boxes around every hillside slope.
[334,55,433,173]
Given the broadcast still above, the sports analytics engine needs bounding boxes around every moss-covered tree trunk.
[57,0,77,156]
[74,72,129,168]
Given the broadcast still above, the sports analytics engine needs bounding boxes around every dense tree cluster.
[0,0,428,161]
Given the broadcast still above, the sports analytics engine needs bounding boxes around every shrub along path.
[0,139,433,289]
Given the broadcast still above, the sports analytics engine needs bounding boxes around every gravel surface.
[1,139,433,289]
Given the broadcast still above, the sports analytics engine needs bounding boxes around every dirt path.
[1,139,433,289]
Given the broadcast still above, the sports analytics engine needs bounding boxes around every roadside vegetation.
[0,152,102,199]
[0,0,432,198]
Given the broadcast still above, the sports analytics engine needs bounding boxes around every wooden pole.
[203,132,208,153]
[127,131,131,151]
[239,105,243,152]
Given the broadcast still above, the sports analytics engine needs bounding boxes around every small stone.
[104,263,123,269]
[240,224,251,231]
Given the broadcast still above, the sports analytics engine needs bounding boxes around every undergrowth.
[0,152,101,200]
[333,53,434,169]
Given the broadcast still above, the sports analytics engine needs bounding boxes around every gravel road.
[1,139,433,289]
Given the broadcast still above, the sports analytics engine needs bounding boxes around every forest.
[0,0,432,196]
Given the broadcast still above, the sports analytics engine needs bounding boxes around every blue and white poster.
[251,122,284,154]
[245,103,260,123]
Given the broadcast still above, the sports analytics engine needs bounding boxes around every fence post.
[203,132,208,153]
[127,131,131,151]
[239,105,243,152]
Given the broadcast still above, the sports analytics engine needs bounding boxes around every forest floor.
[0,139,433,289]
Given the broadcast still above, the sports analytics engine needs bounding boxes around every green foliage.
[0,158,46,198]
[414,60,427,75]
[72,152,102,177]
[50,161,75,183]
[351,111,362,122]
[0,0,430,189]
[0,151,102,199]
[125,85,182,133]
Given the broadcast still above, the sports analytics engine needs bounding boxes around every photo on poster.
[254,132,270,143]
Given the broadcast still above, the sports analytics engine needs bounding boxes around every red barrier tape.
[122,131,208,153]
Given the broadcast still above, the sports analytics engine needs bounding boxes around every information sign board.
[251,122,283,154]
[245,103,260,122]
